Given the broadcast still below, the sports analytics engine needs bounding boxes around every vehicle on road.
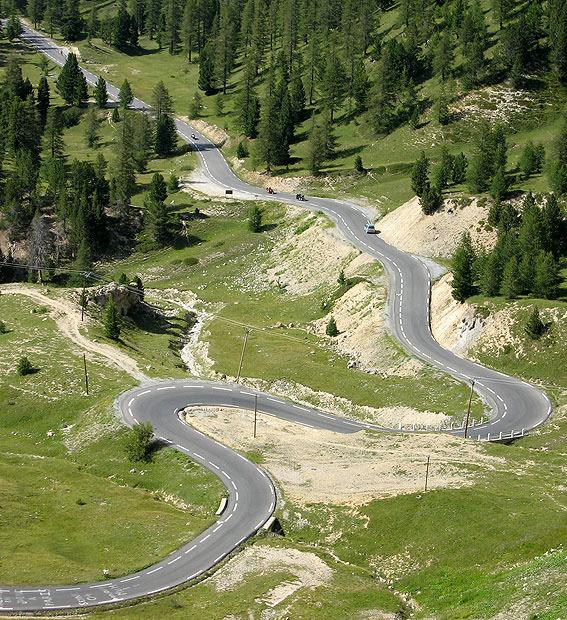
[364,222,378,234]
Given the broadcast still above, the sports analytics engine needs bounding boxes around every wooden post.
[83,353,89,395]
[253,394,258,438]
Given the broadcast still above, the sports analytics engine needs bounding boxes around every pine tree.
[420,183,442,215]
[56,53,87,106]
[112,1,131,50]
[215,0,238,94]
[541,194,565,258]
[500,256,520,299]
[94,76,107,108]
[17,356,35,376]
[43,108,65,158]
[61,0,84,41]
[103,296,121,340]
[118,79,134,109]
[490,167,508,201]
[165,0,180,54]
[549,0,567,83]
[548,121,567,194]
[4,56,26,99]
[37,76,50,130]
[326,317,339,337]
[131,113,153,172]
[255,67,286,171]
[451,232,476,302]
[144,173,169,246]
[411,151,429,197]
[319,48,346,123]
[433,31,454,80]
[111,113,136,214]
[155,114,177,157]
[28,0,45,27]
[248,205,262,232]
[306,120,327,175]
[235,56,259,138]
[525,306,546,340]
[84,107,100,148]
[198,41,216,94]
[151,81,174,116]
[236,141,248,158]
[452,153,468,184]
[533,251,560,299]
[432,147,454,190]
[480,251,502,296]
[189,91,203,118]
[519,141,537,178]
[69,238,93,285]
[461,0,488,87]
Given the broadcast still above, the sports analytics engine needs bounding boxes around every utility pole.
[253,394,258,438]
[464,379,475,438]
[83,353,89,395]
[81,287,86,322]
[424,455,430,491]
[236,328,251,383]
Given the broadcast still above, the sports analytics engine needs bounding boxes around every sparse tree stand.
[103,296,121,340]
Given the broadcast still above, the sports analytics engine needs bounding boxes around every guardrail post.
[477,434,480,441]
[521,428,525,436]
[472,418,475,426]
[499,432,502,440]
[510,429,514,438]
[487,432,490,441]
[399,422,402,430]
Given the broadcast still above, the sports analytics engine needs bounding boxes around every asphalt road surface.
[0,23,553,613]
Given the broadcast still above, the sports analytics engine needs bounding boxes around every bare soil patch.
[379,197,497,258]
[266,210,362,296]
[183,407,503,506]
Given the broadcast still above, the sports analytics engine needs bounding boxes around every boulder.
[91,282,142,316]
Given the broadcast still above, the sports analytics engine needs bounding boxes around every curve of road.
[0,23,553,613]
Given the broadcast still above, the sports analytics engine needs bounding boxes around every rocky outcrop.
[91,282,142,316]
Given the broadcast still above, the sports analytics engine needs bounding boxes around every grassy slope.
[0,293,223,585]
[102,200,485,420]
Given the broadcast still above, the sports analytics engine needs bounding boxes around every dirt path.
[1,284,147,382]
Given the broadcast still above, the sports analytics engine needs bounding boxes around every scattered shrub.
[17,356,34,376]
[124,422,154,462]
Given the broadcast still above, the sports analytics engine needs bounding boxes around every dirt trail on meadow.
[1,284,147,381]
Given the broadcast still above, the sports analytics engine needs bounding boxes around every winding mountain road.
[0,24,553,613]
